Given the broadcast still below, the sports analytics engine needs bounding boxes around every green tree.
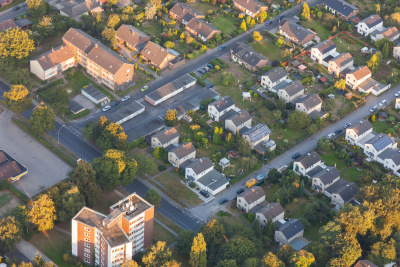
[72,161,100,207]
[224,132,235,149]
[199,219,225,255]
[277,245,295,265]
[238,137,251,157]
[300,3,310,20]
[261,252,284,267]
[382,42,389,58]
[267,168,282,183]
[28,193,57,232]
[218,259,238,267]
[2,84,31,113]
[317,137,331,152]
[243,258,260,267]
[34,16,55,38]
[26,0,47,16]
[218,71,235,86]
[165,109,177,127]
[102,27,118,47]
[240,20,247,31]
[142,241,172,267]
[49,86,69,114]
[281,48,292,60]
[307,242,330,267]
[220,236,256,265]
[153,147,165,159]
[273,110,282,121]
[29,102,55,137]
[189,233,207,267]
[145,189,161,207]
[287,111,311,130]
[0,216,22,254]
[132,153,158,175]
[276,99,286,112]
[176,230,194,256]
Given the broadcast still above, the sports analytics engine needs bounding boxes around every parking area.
[72,94,97,110]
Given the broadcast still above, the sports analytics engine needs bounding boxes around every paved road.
[0,5,27,23]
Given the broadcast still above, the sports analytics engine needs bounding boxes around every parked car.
[203,66,209,72]
[327,133,335,139]
[141,85,148,92]
[292,152,301,159]
[102,105,111,112]
[219,198,229,205]
[111,100,120,107]
[246,178,257,188]
[207,64,214,69]
[218,45,227,50]
[205,83,214,90]
[370,106,378,113]
[343,122,352,129]
[197,69,205,74]
[236,188,245,194]
[277,14,285,21]
[121,95,130,102]
[12,6,20,11]
[256,174,264,181]
[22,2,27,7]
[379,99,387,107]
[200,190,210,198]
[395,91,400,97]
[334,129,344,135]
[265,20,273,26]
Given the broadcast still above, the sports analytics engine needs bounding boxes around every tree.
[35,16,55,38]
[145,189,161,207]
[306,124,317,134]
[243,258,260,267]
[281,48,292,60]
[28,193,56,232]
[142,241,172,267]
[3,84,31,113]
[238,137,251,157]
[26,0,46,16]
[261,252,284,267]
[49,86,69,114]
[218,71,235,86]
[186,36,194,44]
[317,137,331,152]
[267,168,282,183]
[369,239,396,265]
[276,99,286,112]
[29,102,55,137]
[121,260,140,267]
[224,132,235,149]
[367,51,382,73]
[277,245,295,265]
[220,236,255,265]
[165,109,177,126]
[96,12,102,23]
[376,3,380,13]
[334,79,345,90]
[252,31,262,41]
[240,20,247,31]
[273,110,282,121]
[107,14,120,28]
[189,233,207,267]
[213,127,223,144]
[371,114,376,122]
[290,250,315,267]
[218,260,238,267]
[300,3,310,20]
[307,242,330,267]
[0,28,35,60]
[132,153,158,175]
[72,161,100,207]
[258,10,267,22]
[102,27,118,47]
[164,41,174,49]
[0,216,22,253]
[153,147,165,159]
[382,42,389,58]
[145,3,157,20]
[176,230,194,256]
[250,19,255,28]
[199,219,225,255]
[287,111,311,130]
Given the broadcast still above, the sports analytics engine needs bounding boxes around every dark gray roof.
[169,142,196,159]
[230,42,268,68]
[152,127,179,145]
[359,15,383,28]
[312,40,336,55]
[61,0,100,17]
[108,101,145,124]
[210,96,235,112]
[324,0,359,17]
[69,98,85,114]
[365,134,394,152]
[185,157,214,175]
[279,80,304,97]
[197,169,229,191]
[262,67,288,83]
[389,150,400,165]
[226,110,252,127]
[82,84,107,102]
[277,219,305,240]
[296,94,322,110]
[289,237,310,251]
[358,78,387,94]
[146,74,196,102]
[241,186,265,204]
[257,202,284,220]
[348,119,372,136]
[305,165,325,177]
[14,18,32,28]
[243,123,271,143]
[295,152,321,169]
[313,166,340,186]
[325,178,358,202]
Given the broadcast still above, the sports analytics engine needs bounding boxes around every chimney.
[95,44,98,48]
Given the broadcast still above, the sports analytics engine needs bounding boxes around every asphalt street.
[0,5,27,23]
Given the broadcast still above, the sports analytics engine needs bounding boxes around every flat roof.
[108,101,145,124]
[69,98,85,114]
[146,74,196,102]
[81,84,108,102]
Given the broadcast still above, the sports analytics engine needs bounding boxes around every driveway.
[0,110,73,197]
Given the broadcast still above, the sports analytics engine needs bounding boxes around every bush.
[63,253,84,267]
[130,136,145,149]
[189,182,196,188]
[247,213,255,221]
[158,165,167,171]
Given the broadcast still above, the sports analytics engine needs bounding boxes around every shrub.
[189,182,196,188]
[158,165,167,171]
[247,213,255,221]
[130,136,145,149]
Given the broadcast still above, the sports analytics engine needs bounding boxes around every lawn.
[300,20,331,40]
[261,183,281,202]
[0,190,22,218]
[324,97,355,120]
[174,43,192,56]
[320,150,346,170]
[197,142,225,158]
[138,21,164,37]
[340,167,365,184]
[372,63,399,84]
[251,39,284,62]
[155,211,184,235]
[215,212,244,227]
[353,53,368,67]
[283,197,308,219]
[186,2,215,14]
[371,119,389,133]
[30,32,65,59]
[171,247,190,267]
[304,221,326,242]
[270,127,308,149]
[155,173,203,206]
[153,221,177,247]
[92,190,122,215]
[213,16,236,36]
[29,229,74,267]
[239,213,252,225]
[331,36,364,55]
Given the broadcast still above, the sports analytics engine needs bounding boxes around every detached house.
[256,203,285,227]
[237,186,266,213]
[382,149,400,176]
[278,80,305,103]
[311,166,341,194]
[242,123,272,149]
[232,0,267,18]
[293,152,323,177]
[151,127,179,149]
[230,42,269,71]
[225,110,252,134]
[59,0,102,21]
[346,66,389,95]
[260,67,289,92]
[275,219,305,246]
[356,15,383,36]
[208,96,235,121]
[116,24,150,51]
[328,52,354,77]
[295,94,323,119]
[140,41,177,70]
[363,134,396,161]
[279,20,319,47]
[185,18,221,42]
[324,0,359,20]
[310,40,337,66]
[345,119,373,148]
[168,142,196,168]
[354,260,378,267]
[169,3,204,24]
[371,26,400,42]
[325,179,358,208]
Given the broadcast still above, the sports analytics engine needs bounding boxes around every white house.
[293,152,323,177]
[345,119,373,148]
[168,142,196,168]
[328,53,354,77]
[225,110,252,134]
[371,27,400,42]
[311,166,341,194]
[356,15,383,36]
[237,186,266,213]
[208,96,235,121]
[382,149,400,176]
[310,40,337,66]
[326,179,358,208]
[242,123,272,149]
[345,66,371,89]
[394,43,400,61]
[295,94,323,118]
[278,80,305,103]
[256,203,285,227]
[151,127,179,148]
[363,134,396,161]
[260,67,289,92]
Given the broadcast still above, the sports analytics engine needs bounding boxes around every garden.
[251,38,285,62]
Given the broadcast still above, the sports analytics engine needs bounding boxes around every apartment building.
[71,193,154,267]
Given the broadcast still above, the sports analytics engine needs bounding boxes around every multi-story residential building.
[151,127,179,149]
[274,219,305,245]
[363,134,397,161]
[311,166,341,194]
[168,142,196,168]
[324,0,359,20]
[356,15,383,36]
[237,186,266,213]
[295,94,323,118]
[260,67,289,92]
[293,152,323,177]
[345,119,373,148]
[169,3,204,24]
[230,42,269,71]
[208,96,235,121]
[185,18,221,42]
[30,45,75,80]
[255,203,285,227]
[232,0,267,18]
[279,20,319,47]
[116,25,150,51]
[242,123,272,149]
[71,193,154,267]
[310,40,337,66]
[225,110,252,134]
[277,80,305,103]
[328,53,354,77]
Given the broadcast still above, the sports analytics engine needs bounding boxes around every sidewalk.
[16,240,55,266]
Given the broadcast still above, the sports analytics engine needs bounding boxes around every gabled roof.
[257,202,284,220]
[365,134,394,152]
[312,40,336,55]
[169,2,204,20]
[329,52,353,68]
[348,119,372,136]
[388,150,400,165]
[61,0,100,17]
[32,45,74,71]
[87,44,131,75]
[296,94,322,110]
[230,42,268,68]
[241,186,265,204]
[359,15,383,28]
[277,219,305,239]
[140,41,175,66]
[146,74,196,102]
[116,24,149,48]
[169,142,196,159]
[347,66,371,80]
[232,0,266,14]
[262,67,288,83]
[280,20,316,45]
[354,260,378,267]
[185,157,214,175]
[63,28,98,54]
[186,18,221,39]
[279,80,304,97]
[380,26,400,39]
[197,169,228,191]
[324,0,359,17]
[210,96,235,112]
[295,152,321,169]
[313,166,340,186]
[243,123,271,143]
[152,127,179,145]
[325,178,358,202]
[226,110,252,127]
[0,19,17,31]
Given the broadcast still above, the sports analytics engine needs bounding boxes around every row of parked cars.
[197,64,214,75]
[102,95,130,112]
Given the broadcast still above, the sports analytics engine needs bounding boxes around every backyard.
[300,20,331,40]
[0,190,22,218]
[212,16,236,36]
[324,97,356,120]
[138,21,163,37]
[331,35,364,55]
[270,127,308,149]
[251,39,284,62]
[186,2,214,14]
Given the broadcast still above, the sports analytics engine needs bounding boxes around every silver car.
[102,105,111,112]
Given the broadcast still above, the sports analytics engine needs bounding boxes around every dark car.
[218,45,227,50]
[334,129,344,135]
[13,5,20,11]
[205,83,214,90]
[219,198,229,205]
[22,2,27,6]
[292,152,301,159]
[237,188,245,194]
[207,64,214,69]
[200,190,210,198]
[111,100,120,107]
[265,20,273,26]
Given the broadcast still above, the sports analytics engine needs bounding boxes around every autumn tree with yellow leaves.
[34,16,55,38]
[252,31,262,42]
[29,102,55,137]
[0,28,35,60]
[107,14,121,28]
[0,216,22,254]
[261,252,284,267]
[165,109,177,127]
[142,241,180,267]
[102,27,118,47]
[189,233,207,267]
[28,193,57,232]
[3,84,32,113]
[26,0,47,16]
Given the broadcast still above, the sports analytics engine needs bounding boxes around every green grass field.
[155,212,184,235]
[186,2,214,14]
[213,16,236,35]
[251,39,284,62]
[371,119,389,133]
[153,221,177,247]
[270,127,308,149]
[261,183,281,202]
[138,21,163,37]
[300,20,331,40]
[332,36,364,55]
[320,150,346,170]
[283,197,308,219]
[64,71,114,100]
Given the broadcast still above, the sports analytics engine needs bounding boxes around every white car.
[370,106,378,113]
[395,91,400,97]
[327,133,335,139]
[102,105,111,112]
[121,95,130,102]
[379,99,387,107]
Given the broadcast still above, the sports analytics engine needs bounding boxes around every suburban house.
[394,42,400,61]
[260,67,289,92]
[30,45,75,81]
[354,260,378,267]
[71,193,154,266]
[151,127,179,149]
[208,96,235,121]
[371,26,400,42]
[380,149,400,176]
[242,123,272,149]
[310,40,337,66]
[274,219,305,246]
[278,80,305,103]
[328,52,354,76]
[168,142,196,168]
[225,110,252,134]
[293,152,323,177]
[279,19,319,47]
[345,119,373,148]
[295,94,323,118]
[62,28,134,91]
[140,41,177,70]
[325,178,358,208]
[311,166,341,194]
[169,2,205,24]
[356,15,383,36]
[345,66,390,95]
[0,150,28,183]
[237,186,266,213]
[0,19,17,31]
[232,0,267,17]
[255,203,285,227]
[324,0,359,20]
[58,0,103,21]
[116,24,150,51]
[0,0,13,8]
[185,18,221,42]
[185,158,229,195]
[230,42,269,71]
[363,134,397,161]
